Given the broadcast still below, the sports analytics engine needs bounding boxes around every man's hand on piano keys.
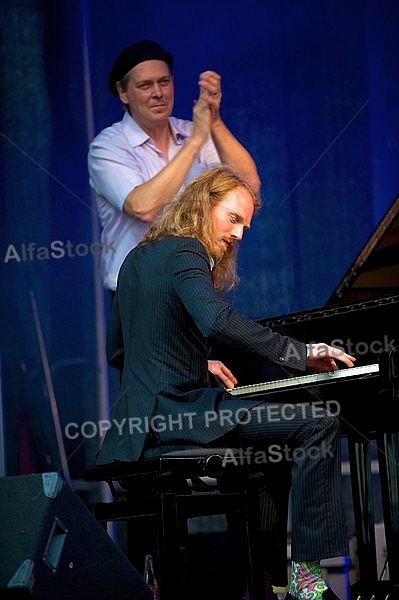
[207,359,238,389]
[305,342,356,373]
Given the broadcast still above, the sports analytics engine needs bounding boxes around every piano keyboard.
[227,363,379,397]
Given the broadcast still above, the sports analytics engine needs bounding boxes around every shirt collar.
[169,119,188,144]
[121,111,188,147]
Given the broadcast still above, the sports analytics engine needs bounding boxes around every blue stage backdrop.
[0,0,398,479]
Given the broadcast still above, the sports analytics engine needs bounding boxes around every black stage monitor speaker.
[0,472,153,599]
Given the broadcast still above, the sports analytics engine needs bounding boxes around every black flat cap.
[108,39,174,96]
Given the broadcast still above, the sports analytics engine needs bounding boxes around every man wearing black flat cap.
[88,40,260,289]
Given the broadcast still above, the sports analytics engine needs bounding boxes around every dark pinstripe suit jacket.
[96,236,307,464]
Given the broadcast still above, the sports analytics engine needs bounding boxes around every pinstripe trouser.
[214,398,349,564]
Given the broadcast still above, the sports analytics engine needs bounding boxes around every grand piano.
[210,193,399,595]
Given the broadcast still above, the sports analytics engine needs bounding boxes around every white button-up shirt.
[88,111,221,291]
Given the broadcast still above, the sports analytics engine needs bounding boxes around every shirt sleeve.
[88,135,146,212]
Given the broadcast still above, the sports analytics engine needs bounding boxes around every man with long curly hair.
[97,166,354,600]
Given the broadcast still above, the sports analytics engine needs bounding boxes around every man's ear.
[116,81,127,103]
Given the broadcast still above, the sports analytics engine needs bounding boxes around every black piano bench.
[83,445,270,600]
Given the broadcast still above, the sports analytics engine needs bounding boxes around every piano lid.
[327,193,399,304]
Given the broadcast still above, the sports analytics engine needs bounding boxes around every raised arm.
[123,102,211,222]
[199,70,261,193]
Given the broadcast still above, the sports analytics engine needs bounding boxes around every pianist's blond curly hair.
[138,165,261,291]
